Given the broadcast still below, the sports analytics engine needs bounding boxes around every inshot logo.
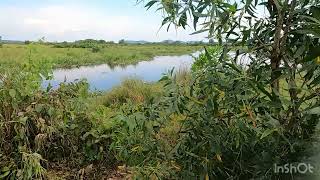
[274,163,314,174]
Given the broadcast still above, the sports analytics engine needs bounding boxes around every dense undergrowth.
[1,45,319,179]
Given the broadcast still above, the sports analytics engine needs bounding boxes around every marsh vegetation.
[0,43,201,68]
[1,0,320,179]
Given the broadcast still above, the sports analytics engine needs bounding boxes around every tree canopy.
[142,0,320,131]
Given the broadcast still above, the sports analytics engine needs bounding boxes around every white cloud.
[0,4,205,42]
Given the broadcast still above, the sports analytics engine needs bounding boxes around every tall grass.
[96,79,164,106]
[173,65,192,86]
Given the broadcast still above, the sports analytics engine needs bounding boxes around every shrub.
[101,79,163,106]
[140,1,320,177]
[191,46,222,71]
[109,48,320,179]
[181,49,318,178]
[91,45,101,53]
[0,61,101,179]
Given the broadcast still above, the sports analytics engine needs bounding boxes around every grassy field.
[0,44,201,68]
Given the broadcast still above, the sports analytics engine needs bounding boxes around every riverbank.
[0,44,202,68]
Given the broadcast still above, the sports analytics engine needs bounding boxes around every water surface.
[43,52,199,91]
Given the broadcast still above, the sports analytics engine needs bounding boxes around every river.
[42,52,200,91]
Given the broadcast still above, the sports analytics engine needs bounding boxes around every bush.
[109,48,320,179]
[91,45,101,53]
[101,79,163,106]
[191,46,222,71]
[0,61,105,179]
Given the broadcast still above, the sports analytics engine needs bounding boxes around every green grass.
[88,67,191,109]
[0,44,201,68]
[91,79,164,107]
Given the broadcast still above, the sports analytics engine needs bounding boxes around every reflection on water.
[43,52,200,91]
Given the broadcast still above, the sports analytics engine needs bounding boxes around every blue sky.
[0,0,205,42]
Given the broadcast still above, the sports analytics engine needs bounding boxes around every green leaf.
[145,0,158,10]
[193,11,209,18]
[295,29,320,38]
[18,117,28,125]
[190,28,210,35]
[9,89,16,98]
[127,118,137,132]
[0,171,10,179]
[294,45,306,58]
[311,6,320,20]
[300,15,320,24]
[310,75,320,87]
[229,4,237,13]
[161,16,171,26]
[166,23,171,32]
[178,12,187,29]
[35,104,43,113]
[245,0,254,9]
[260,129,278,139]
[225,63,242,73]
[242,30,250,45]
[48,107,55,117]
[305,107,320,115]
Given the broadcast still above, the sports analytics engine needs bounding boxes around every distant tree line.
[52,39,115,48]
[2,37,212,47]
[118,39,212,46]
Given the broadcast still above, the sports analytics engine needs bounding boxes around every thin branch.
[280,0,297,51]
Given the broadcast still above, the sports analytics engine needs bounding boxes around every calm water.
[43,52,199,91]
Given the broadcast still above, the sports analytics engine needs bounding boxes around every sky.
[0,0,206,42]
